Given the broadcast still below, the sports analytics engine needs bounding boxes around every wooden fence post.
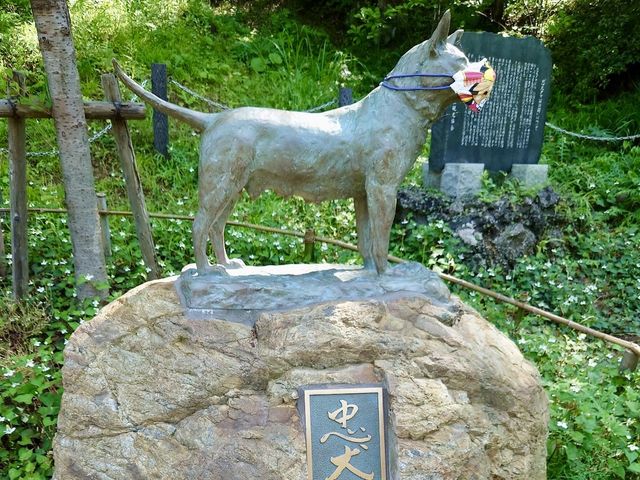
[0,206,6,279]
[303,229,316,263]
[101,73,160,280]
[620,350,638,373]
[96,192,112,258]
[8,71,28,299]
[339,87,353,107]
[151,63,169,158]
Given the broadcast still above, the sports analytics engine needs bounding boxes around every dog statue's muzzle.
[381,58,496,113]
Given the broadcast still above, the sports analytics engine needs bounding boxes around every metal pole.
[339,87,353,107]
[151,63,169,158]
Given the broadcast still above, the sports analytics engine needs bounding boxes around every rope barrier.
[545,121,640,142]
[170,79,231,111]
[0,124,114,158]
[169,79,640,138]
[305,99,338,112]
[1,205,638,365]
[170,78,338,113]
[4,76,637,158]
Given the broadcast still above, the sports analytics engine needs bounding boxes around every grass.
[0,1,639,478]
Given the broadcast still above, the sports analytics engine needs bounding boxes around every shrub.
[543,0,640,101]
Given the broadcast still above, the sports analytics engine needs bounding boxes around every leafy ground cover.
[0,1,639,479]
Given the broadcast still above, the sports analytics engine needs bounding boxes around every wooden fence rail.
[0,100,146,119]
[1,204,637,371]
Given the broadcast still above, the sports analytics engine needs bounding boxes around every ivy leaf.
[268,52,282,65]
[18,447,33,462]
[607,458,625,478]
[13,393,33,404]
[250,57,266,73]
[568,430,584,443]
[625,450,639,463]
[565,442,579,460]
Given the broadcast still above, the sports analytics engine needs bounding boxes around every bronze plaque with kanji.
[300,385,388,480]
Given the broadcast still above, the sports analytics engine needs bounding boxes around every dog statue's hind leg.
[208,191,245,269]
[194,179,247,274]
[192,177,241,274]
[354,196,376,271]
[193,205,216,274]
[194,133,253,274]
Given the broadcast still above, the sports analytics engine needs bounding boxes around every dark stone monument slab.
[430,33,552,173]
[299,385,389,480]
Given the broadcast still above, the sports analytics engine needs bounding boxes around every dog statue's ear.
[447,29,463,46]
[428,10,451,56]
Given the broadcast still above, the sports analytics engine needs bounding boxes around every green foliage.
[0,299,47,355]
[391,216,467,274]
[543,0,640,101]
[502,0,559,37]
[454,301,640,479]
[0,288,98,479]
[345,0,494,72]
[542,338,640,479]
[0,347,61,479]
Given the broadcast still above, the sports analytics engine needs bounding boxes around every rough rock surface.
[396,186,562,269]
[53,265,548,480]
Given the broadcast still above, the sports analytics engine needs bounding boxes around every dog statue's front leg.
[366,182,398,274]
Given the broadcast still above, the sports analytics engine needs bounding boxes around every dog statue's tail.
[112,59,212,133]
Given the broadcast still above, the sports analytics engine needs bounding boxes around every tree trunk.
[30,0,108,299]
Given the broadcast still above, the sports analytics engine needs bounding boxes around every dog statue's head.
[383,11,491,120]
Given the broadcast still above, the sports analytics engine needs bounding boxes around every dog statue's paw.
[197,264,230,277]
[224,258,246,269]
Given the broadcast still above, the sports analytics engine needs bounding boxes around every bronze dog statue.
[114,11,492,275]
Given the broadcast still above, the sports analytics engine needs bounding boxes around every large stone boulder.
[53,263,548,479]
